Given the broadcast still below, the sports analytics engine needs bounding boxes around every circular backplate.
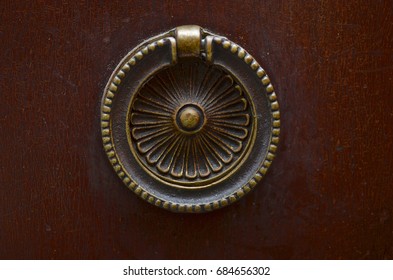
[101,26,280,213]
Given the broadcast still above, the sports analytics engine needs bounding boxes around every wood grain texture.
[0,0,392,259]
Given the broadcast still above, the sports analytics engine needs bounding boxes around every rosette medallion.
[129,62,254,189]
[101,26,280,212]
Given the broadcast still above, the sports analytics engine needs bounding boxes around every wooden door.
[1,1,392,259]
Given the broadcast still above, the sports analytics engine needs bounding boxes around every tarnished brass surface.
[129,61,255,189]
[101,25,280,212]
[175,25,201,57]
[178,106,202,131]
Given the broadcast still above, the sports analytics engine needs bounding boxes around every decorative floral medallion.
[128,62,255,189]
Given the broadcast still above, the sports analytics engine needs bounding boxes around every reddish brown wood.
[0,0,392,259]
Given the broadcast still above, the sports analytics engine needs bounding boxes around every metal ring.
[101,25,280,213]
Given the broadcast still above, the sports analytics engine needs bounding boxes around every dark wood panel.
[0,0,392,259]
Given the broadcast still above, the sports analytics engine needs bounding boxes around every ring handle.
[101,25,280,213]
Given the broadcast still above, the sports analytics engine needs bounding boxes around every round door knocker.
[101,25,280,213]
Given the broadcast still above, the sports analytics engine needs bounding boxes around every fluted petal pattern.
[129,62,254,187]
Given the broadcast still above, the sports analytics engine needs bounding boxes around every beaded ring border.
[101,29,280,213]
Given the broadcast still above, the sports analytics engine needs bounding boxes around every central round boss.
[176,104,205,133]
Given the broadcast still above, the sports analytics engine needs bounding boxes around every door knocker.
[101,26,280,212]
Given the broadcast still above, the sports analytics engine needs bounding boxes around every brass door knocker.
[101,25,280,212]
